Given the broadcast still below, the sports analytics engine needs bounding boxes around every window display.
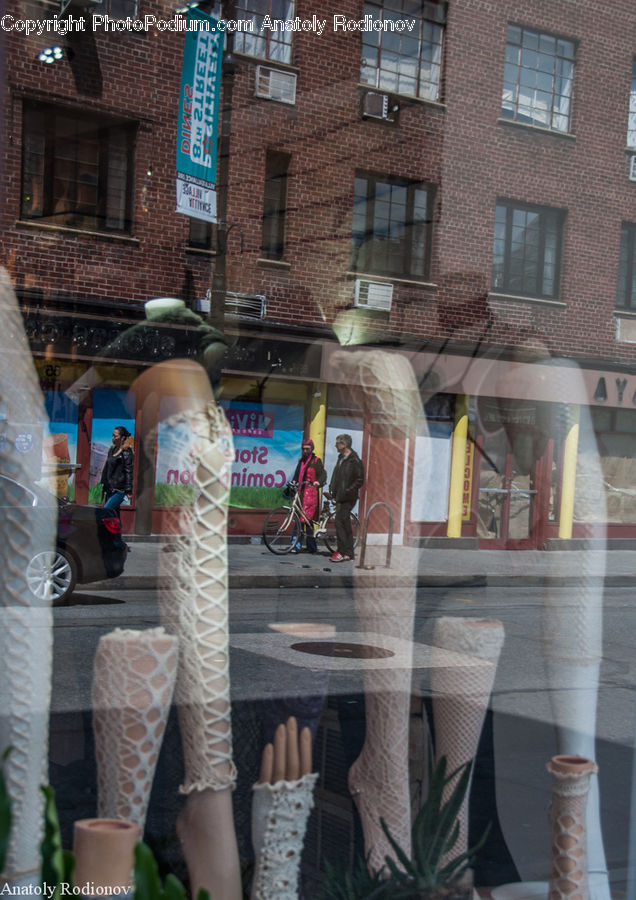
[0,0,634,897]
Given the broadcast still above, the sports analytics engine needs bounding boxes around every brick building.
[1,0,635,547]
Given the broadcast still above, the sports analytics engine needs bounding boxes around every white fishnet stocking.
[159,403,236,792]
[547,757,597,900]
[0,269,54,886]
[250,773,318,900]
[92,628,178,829]
[336,348,423,873]
[430,617,504,862]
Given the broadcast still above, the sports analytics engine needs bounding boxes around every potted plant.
[319,756,489,900]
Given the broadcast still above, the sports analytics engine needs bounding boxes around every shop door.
[476,431,544,549]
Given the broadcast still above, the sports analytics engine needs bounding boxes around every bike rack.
[357,501,394,569]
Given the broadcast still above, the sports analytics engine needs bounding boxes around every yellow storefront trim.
[309,382,327,458]
[558,404,580,539]
[447,394,469,538]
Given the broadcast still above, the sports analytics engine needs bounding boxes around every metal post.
[357,501,394,569]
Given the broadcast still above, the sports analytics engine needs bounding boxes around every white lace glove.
[250,773,318,900]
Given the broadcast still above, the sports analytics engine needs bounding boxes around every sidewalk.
[96,538,635,591]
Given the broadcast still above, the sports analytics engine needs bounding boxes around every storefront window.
[2,3,636,899]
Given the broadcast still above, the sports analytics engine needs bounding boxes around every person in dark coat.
[327,433,364,561]
[290,437,326,553]
[100,425,134,513]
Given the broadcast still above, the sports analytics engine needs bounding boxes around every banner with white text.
[176,8,223,223]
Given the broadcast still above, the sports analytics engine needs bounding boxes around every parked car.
[0,473,128,605]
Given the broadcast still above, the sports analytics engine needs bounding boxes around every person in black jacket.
[100,425,134,513]
[327,433,364,562]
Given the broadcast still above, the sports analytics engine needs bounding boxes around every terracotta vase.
[73,818,141,894]
[547,755,598,900]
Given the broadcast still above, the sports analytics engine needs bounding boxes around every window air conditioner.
[361,91,396,122]
[630,155,636,183]
[61,0,101,11]
[255,67,297,105]
[353,279,393,311]
[225,292,266,319]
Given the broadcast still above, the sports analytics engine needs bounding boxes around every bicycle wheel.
[324,512,360,554]
[262,506,300,555]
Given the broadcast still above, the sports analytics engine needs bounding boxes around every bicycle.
[262,483,360,555]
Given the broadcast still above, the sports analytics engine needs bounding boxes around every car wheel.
[26,548,78,605]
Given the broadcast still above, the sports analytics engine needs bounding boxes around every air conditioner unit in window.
[353,279,393,311]
[225,292,266,320]
[60,0,102,11]
[361,91,396,122]
[630,155,636,182]
[255,66,297,105]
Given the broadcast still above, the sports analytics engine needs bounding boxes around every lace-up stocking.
[430,617,504,862]
[547,756,597,900]
[92,628,178,830]
[0,269,55,887]
[159,403,235,791]
[250,774,318,899]
[157,399,241,900]
[335,349,423,873]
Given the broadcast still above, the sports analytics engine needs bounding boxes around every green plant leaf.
[427,761,472,866]
[133,841,163,900]
[380,817,415,876]
[0,748,12,877]
[163,874,187,900]
[317,856,389,899]
[40,785,66,898]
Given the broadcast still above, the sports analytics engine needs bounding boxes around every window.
[360,0,446,101]
[351,173,434,278]
[617,222,636,310]
[628,59,636,148]
[93,0,137,17]
[21,102,135,234]
[492,200,564,300]
[189,218,215,250]
[233,0,294,64]
[501,24,575,132]
[261,151,290,260]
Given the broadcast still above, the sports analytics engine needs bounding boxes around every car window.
[0,475,38,508]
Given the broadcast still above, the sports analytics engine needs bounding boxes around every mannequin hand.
[258,717,312,784]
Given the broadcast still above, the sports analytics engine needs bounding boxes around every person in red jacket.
[290,438,326,553]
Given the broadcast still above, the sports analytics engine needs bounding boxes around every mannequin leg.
[430,617,505,862]
[159,404,241,900]
[543,521,609,900]
[0,268,55,888]
[92,627,178,830]
[336,349,423,872]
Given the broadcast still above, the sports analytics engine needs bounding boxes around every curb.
[86,573,626,591]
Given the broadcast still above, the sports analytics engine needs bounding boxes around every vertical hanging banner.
[176,8,223,224]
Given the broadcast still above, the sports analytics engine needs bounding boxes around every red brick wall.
[2,0,635,366]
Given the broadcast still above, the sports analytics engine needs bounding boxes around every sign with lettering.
[176,8,223,223]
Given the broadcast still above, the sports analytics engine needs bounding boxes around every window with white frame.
[617,222,636,311]
[351,172,435,278]
[233,0,294,65]
[360,0,446,101]
[492,200,565,300]
[21,102,135,234]
[627,59,636,148]
[501,24,575,133]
